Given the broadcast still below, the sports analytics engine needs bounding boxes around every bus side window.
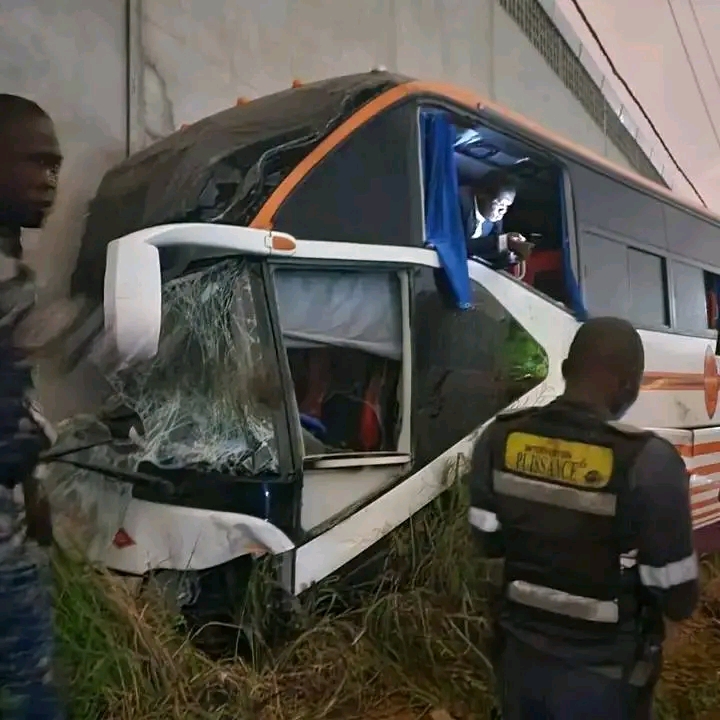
[661,205,720,334]
[578,232,630,319]
[569,161,674,328]
[439,112,571,307]
[413,267,548,467]
[272,267,409,460]
[671,260,710,334]
[627,248,669,328]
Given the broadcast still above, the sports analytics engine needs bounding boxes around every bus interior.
[451,120,569,307]
[447,115,720,331]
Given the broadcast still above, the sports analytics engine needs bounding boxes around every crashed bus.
[46,71,720,621]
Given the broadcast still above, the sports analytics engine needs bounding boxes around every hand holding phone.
[506,233,535,259]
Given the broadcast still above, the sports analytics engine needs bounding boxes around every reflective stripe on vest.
[493,470,617,516]
[639,553,698,589]
[495,466,622,623]
[468,506,501,532]
[507,579,619,623]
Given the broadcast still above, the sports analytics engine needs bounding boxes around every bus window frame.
[575,221,720,339]
[266,258,414,470]
[416,100,580,314]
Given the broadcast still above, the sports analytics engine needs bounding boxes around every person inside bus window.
[459,170,534,268]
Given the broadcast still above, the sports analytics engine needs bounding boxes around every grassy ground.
[53,484,720,720]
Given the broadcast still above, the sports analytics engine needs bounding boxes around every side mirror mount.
[104,237,162,365]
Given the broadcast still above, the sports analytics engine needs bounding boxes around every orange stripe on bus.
[693,493,720,505]
[693,504,720,517]
[693,491,720,504]
[249,84,414,229]
[673,442,720,460]
[641,372,704,391]
[692,495,720,510]
[692,497,718,505]
[691,482,720,496]
[692,462,720,476]
[693,505,720,517]
[250,77,720,232]
[692,441,720,456]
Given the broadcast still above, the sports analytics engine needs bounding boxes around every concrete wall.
[2,0,127,297]
[2,0,127,418]
[2,0,634,419]
[139,0,632,165]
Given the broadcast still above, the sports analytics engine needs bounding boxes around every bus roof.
[72,71,408,299]
[250,78,720,232]
[73,71,720,302]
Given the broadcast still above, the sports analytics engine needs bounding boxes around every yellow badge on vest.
[504,432,614,488]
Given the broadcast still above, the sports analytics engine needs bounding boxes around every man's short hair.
[478,169,517,198]
[0,94,50,134]
[563,316,644,381]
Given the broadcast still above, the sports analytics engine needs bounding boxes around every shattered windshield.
[106,258,280,476]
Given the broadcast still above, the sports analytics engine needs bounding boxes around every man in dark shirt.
[458,169,534,267]
[468,317,698,719]
[0,93,65,720]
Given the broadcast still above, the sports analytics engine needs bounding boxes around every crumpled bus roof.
[72,71,409,301]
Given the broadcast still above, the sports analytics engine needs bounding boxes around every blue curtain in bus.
[559,175,588,321]
[421,112,472,309]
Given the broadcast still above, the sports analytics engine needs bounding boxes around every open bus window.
[272,268,407,459]
[105,260,281,475]
[456,126,568,303]
[420,109,571,308]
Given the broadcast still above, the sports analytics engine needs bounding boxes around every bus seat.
[359,367,385,452]
[522,249,562,286]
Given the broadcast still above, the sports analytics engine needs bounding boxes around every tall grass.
[53,483,720,719]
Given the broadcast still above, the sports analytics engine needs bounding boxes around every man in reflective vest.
[469,316,699,719]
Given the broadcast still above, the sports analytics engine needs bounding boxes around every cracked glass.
[110,258,280,475]
[45,260,281,555]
